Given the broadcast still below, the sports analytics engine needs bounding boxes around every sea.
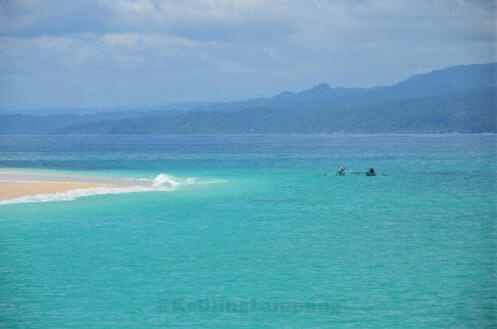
[0,134,496,328]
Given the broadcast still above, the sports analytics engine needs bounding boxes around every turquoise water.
[0,134,496,328]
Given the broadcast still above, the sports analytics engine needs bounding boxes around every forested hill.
[1,63,496,134]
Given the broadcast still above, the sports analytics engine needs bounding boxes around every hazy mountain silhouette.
[1,63,495,134]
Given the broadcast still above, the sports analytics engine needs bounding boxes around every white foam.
[152,173,192,187]
[0,173,217,206]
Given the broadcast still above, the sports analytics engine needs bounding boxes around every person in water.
[332,167,386,176]
[365,168,388,176]
[350,168,386,175]
[365,168,376,176]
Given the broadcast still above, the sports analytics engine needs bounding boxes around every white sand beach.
[0,181,111,201]
[0,171,129,201]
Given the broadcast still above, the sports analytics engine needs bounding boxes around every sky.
[0,0,495,110]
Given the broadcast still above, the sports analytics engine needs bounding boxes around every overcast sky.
[0,0,495,110]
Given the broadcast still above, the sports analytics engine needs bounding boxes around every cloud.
[102,32,149,47]
[0,0,495,109]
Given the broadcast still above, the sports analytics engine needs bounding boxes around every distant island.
[1,63,495,134]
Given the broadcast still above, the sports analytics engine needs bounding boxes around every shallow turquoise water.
[0,135,496,328]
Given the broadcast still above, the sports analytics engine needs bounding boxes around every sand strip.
[0,170,138,201]
[0,170,131,185]
[0,181,111,201]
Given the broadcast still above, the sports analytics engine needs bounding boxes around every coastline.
[0,181,112,201]
[0,170,132,202]
[0,169,199,205]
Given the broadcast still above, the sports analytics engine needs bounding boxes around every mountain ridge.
[1,63,495,134]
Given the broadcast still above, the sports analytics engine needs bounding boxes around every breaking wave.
[152,173,196,187]
[0,173,214,206]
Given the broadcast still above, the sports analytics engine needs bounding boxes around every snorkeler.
[350,168,387,176]
[336,166,346,176]
[328,167,386,176]
[366,168,376,176]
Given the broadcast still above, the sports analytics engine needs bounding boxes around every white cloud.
[32,35,73,50]
[61,46,100,66]
[0,0,495,108]
[102,32,149,47]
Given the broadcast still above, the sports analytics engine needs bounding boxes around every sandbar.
[0,170,131,201]
[0,181,110,201]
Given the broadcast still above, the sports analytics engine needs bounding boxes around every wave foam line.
[0,173,217,206]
